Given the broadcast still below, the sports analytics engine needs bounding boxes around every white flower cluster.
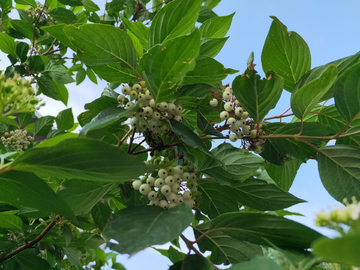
[118,82,183,133]
[1,129,34,151]
[316,197,360,227]
[132,164,199,210]
[210,86,265,153]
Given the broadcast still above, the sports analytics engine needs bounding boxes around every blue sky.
[1,0,360,269]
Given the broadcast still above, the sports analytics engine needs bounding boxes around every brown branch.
[0,216,59,263]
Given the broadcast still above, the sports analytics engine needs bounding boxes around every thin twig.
[0,216,59,263]
[127,128,136,153]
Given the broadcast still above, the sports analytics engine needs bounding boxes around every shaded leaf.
[336,126,360,148]
[197,111,222,136]
[318,145,360,202]
[169,254,213,270]
[265,158,303,191]
[91,201,112,230]
[11,138,155,183]
[261,16,311,91]
[103,204,193,255]
[57,180,113,215]
[16,42,29,63]
[56,108,74,131]
[229,255,282,270]
[197,6,217,23]
[194,222,263,265]
[0,171,76,221]
[0,213,23,231]
[334,62,360,122]
[62,247,81,265]
[210,212,323,250]
[49,8,76,24]
[0,32,17,56]
[232,70,283,122]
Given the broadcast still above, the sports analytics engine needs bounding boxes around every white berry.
[210,98,218,107]
[139,184,151,195]
[132,180,142,190]
[220,111,229,120]
[224,102,233,112]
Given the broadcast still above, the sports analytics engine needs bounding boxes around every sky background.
[1,0,360,269]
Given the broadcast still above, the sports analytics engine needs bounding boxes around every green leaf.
[44,61,74,85]
[228,178,305,211]
[291,65,338,119]
[210,212,323,250]
[56,108,74,131]
[199,143,265,184]
[28,55,44,72]
[312,233,360,266]
[49,8,76,24]
[76,67,86,85]
[63,224,72,246]
[200,37,228,58]
[198,181,241,219]
[34,116,55,136]
[16,42,29,63]
[0,116,19,127]
[232,70,283,122]
[58,0,83,6]
[270,122,336,162]
[293,53,360,101]
[11,138,154,183]
[91,64,138,83]
[334,62,360,122]
[0,32,17,56]
[37,75,62,102]
[106,0,126,13]
[0,171,76,221]
[318,105,347,132]
[197,111,222,136]
[86,67,97,84]
[318,145,360,202]
[57,180,113,215]
[79,105,136,138]
[91,201,112,230]
[149,0,202,47]
[53,80,69,106]
[103,204,193,255]
[42,24,77,51]
[167,246,186,264]
[265,158,302,191]
[12,250,52,270]
[197,6,217,23]
[203,0,221,9]
[10,20,33,40]
[62,247,81,265]
[63,24,137,70]
[170,119,209,151]
[14,0,36,6]
[193,222,263,265]
[128,31,143,57]
[261,16,311,91]
[229,255,282,270]
[138,30,200,103]
[18,112,34,127]
[199,13,234,38]
[169,254,213,270]
[336,126,360,148]
[121,16,149,49]
[182,56,236,86]
[83,0,100,12]
[36,133,78,148]
[0,213,23,231]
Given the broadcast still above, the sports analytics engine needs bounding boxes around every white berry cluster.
[132,162,200,210]
[1,129,34,151]
[210,86,265,154]
[25,3,57,24]
[117,82,183,133]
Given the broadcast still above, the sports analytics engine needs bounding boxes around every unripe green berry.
[139,184,151,195]
[148,191,157,200]
[140,81,146,88]
[171,183,180,193]
[161,185,172,195]
[132,180,142,190]
[182,172,191,181]
[210,98,218,107]
[122,86,131,95]
[117,94,125,102]
[224,102,233,112]
[130,91,138,100]
[165,175,175,185]
[166,192,177,203]
[183,191,192,200]
[220,111,229,120]
[242,111,249,119]
[155,178,164,188]
[190,173,197,180]
[133,84,142,92]
[158,169,168,179]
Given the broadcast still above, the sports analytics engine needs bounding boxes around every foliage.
[0,0,359,269]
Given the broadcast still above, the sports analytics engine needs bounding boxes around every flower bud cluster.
[316,197,360,228]
[0,73,43,116]
[1,129,34,151]
[210,86,265,154]
[132,153,200,210]
[25,3,57,24]
[117,82,183,133]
